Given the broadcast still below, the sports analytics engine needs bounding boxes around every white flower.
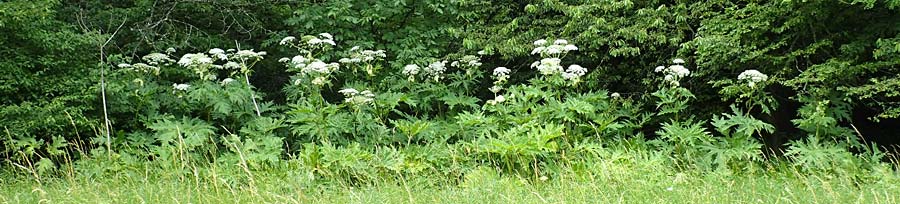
[654,66,666,72]
[209,48,225,55]
[533,58,563,75]
[403,64,420,76]
[280,36,296,45]
[564,44,578,51]
[178,53,213,67]
[311,76,326,86]
[308,38,322,45]
[306,61,329,74]
[224,62,241,70]
[668,65,690,78]
[533,39,548,46]
[221,78,235,85]
[143,53,173,65]
[338,88,359,96]
[672,58,685,64]
[234,49,265,60]
[493,67,511,77]
[341,88,376,105]
[165,47,176,53]
[611,92,621,98]
[477,50,486,55]
[319,33,333,40]
[172,83,190,91]
[279,57,290,63]
[425,61,447,81]
[489,85,502,93]
[118,63,132,68]
[531,47,545,55]
[495,95,505,103]
[544,45,562,55]
[565,64,587,78]
[291,55,307,64]
[656,63,691,86]
[322,39,336,46]
[554,39,568,45]
[738,69,768,87]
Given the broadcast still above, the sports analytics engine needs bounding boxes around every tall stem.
[245,72,262,117]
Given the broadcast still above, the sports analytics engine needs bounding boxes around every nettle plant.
[110,46,284,169]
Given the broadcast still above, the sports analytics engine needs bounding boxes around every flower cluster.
[654,59,690,87]
[451,55,483,76]
[279,33,336,53]
[402,64,420,82]
[531,58,563,75]
[488,66,512,105]
[737,69,768,87]
[339,46,387,76]
[338,88,375,106]
[283,55,340,86]
[118,62,161,76]
[176,48,266,80]
[451,55,482,68]
[561,65,587,82]
[531,39,578,57]
[527,39,587,84]
[424,60,448,82]
[339,46,387,64]
[142,53,174,65]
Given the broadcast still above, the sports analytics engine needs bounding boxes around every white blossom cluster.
[528,38,588,84]
[402,64,420,82]
[282,55,340,86]
[489,67,511,93]
[531,58,563,75]
[561,65,587,82]
[176,48,266,80]
[279,33,336,52]
[142,53,174,65]
[338,88,375,105]
[654,58,690,86]
[424,60,448,82]
[172,83,190,91]
[220,78,236,85]
[118,62,161,76]
[531,39,578,57]
[486,94,506,105]
[451,55,483,68]
[737,69,768,87]
[339,46,387,64]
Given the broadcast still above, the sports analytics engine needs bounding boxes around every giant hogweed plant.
[108,47,285,169]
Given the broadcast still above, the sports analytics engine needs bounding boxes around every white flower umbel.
[492,67,511,77]
[142,53,173,65]
[738,69,769,87]
[209,48,227,60]
[451,55,482,68]
[531,58,563,75]
[611,92,621,98]
[178,53,214,68]
[172,83,190,91]
[487,95,506,105]
[224,61,241,70]
[403,64,420,81]
[672,58,685,64]
[562,64,587,81]
[221,78,235,85]
[655,61,691,87]
[531,38,577,57]
[280,36,296,45]
[233,49,266,61]
[425,60,447,81]
[340,88,376,105]
[165,47,176,54]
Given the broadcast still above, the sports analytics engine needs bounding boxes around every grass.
[3,153,899,204]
